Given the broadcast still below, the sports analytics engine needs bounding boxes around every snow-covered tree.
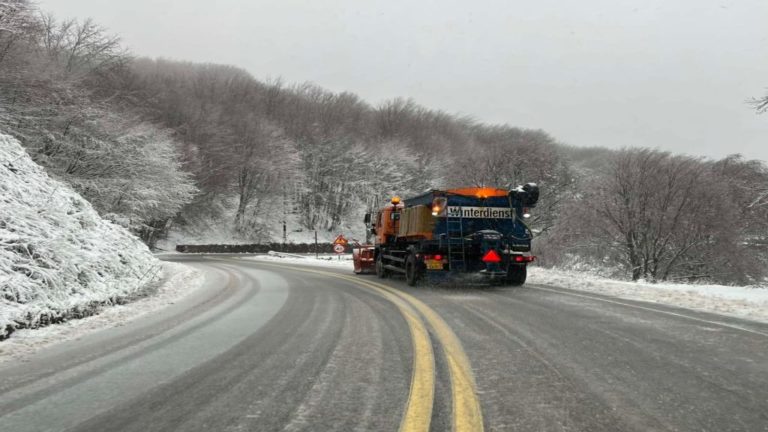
[550,149,766,284]
[454,127,573,234]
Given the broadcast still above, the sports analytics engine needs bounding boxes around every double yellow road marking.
[393,284,484,432]
[251,261,484,432]
[340,276,435,432]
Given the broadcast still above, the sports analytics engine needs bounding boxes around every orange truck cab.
[373,198,403,246]
[353,197,403,274]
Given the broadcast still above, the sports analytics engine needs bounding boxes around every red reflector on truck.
[423,254,444,261]
[513,255,536,263]
[481,250,502,263]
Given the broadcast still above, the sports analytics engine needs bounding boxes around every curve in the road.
[4,256,768,431]
[0,265,290,432]
[253,262,485,432]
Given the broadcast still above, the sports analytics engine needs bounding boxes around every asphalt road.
[0,255,767,432]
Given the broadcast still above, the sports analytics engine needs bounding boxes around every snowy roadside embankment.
[0,133,162,339]
[0,261,204,362]
[528,267,768,323]
[247,251,354,269]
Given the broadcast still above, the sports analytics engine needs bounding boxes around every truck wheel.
[405,254,419,286]
[376,254,389,279]
[506,265,527,286]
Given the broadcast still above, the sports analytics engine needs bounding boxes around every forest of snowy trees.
[2,0,767,284]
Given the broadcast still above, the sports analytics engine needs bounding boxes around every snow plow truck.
[354,184,539,286]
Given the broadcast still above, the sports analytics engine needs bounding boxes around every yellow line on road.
[367,284,435,432]
[235,260,484,432]
[247,263,435,432]
[350,277,485,432]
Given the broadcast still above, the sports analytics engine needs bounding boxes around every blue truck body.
[367,184,539,286]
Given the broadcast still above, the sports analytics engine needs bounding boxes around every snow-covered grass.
[0,261,204,363]
[0,133,161,339]
[247,251,354,269]
[528,267,768,323]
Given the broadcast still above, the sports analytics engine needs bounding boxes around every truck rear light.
[422,254,444,261]
[513,255,535,263]
[522,207,531,219]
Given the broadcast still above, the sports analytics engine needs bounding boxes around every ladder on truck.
[446,212,466,271]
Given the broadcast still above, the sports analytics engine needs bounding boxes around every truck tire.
[405,254,419,286]
[376,254,389,279]
[506,265,527,286]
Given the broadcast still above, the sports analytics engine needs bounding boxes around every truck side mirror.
[363,213,371,224]
[509,183,540,208]
[522,183,539,207]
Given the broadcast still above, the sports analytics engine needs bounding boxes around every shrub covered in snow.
[0,133,161,339]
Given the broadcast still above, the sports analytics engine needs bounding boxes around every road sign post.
[333,235,347,260]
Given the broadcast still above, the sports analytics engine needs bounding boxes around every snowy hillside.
[0,133,161,339]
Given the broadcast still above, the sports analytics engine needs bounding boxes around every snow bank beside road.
[247,253,768,323]
[0,133,161,339]
[528,267,768,323]
[247,252,354,269]
[0,261,203,362]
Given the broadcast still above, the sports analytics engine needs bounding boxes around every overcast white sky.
[40,0,768,161]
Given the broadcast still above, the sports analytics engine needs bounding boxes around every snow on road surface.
[0,132,161,339]
[252,253,768,324]
[0,261,204,363]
